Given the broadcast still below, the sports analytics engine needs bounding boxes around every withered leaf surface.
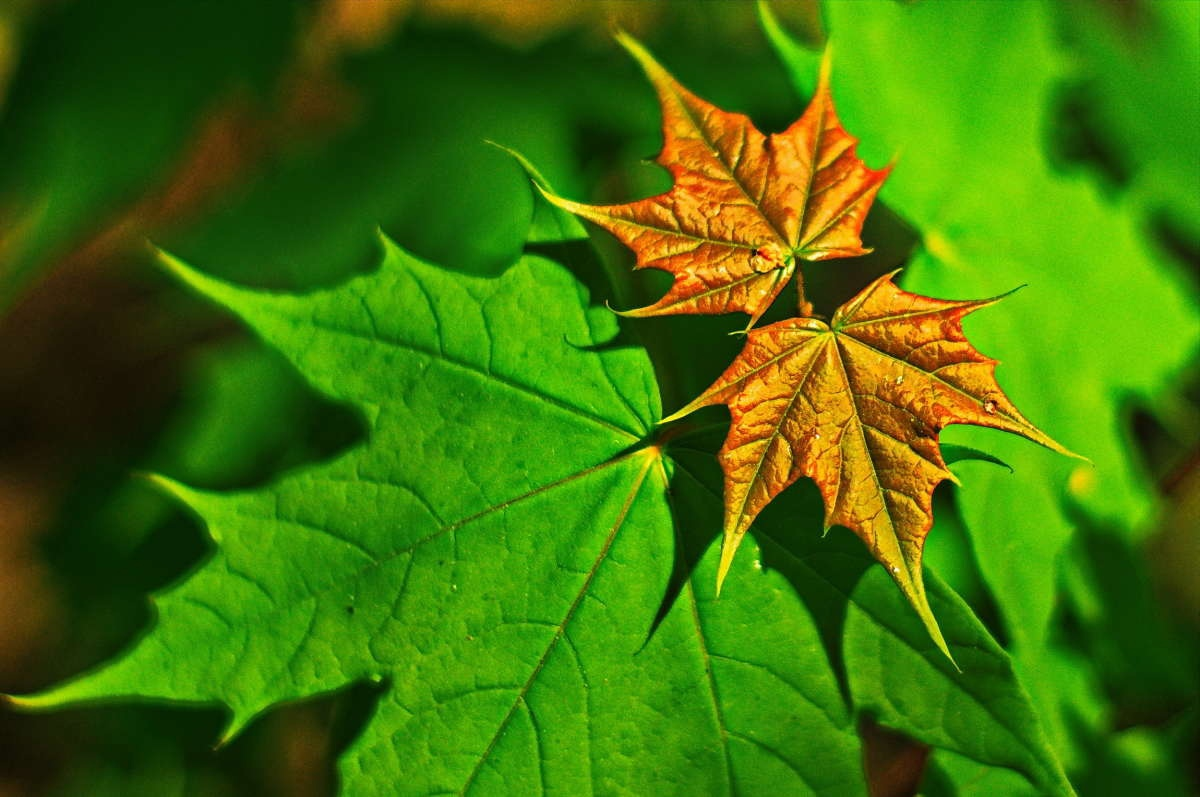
[663,272,1073,659]
[546,34,889,327]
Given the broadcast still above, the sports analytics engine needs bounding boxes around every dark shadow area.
[1048,83,1132,190]
[1150,213,1200,291]
[1059,519,1199,728]
[859,713,931,797]
[926,485,1010,650]
[0,702,230,796]
[1066,708,1197,797]
[659,445,873,707]
[38,491,212,687]
[325,679,389,777]
[801,199,921,318]
[915,757,956,797]
[940,444,1011,472]
[639,424,727,648]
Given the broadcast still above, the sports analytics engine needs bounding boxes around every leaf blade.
[14,237,875,794]
[669,273,1070,661]
[545,34,887,325]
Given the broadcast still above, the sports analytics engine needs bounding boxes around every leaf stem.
[656,419,729,447]
[795,263,813,317]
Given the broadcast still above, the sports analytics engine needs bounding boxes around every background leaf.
[764,0,1198,786]
[1054,0,1200,243]
[0,0,303,306]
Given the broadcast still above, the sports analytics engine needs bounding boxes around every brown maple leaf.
[662,272,1076,661]
[544,33,889,327]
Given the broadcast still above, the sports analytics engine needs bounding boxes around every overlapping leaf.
[13,239,865,794]
[763,0,1198,776]
[546,35,1072,657]
[9,234,1072,795]
[546,32,888,326]
[664,272,1070,658]
[2,18,1092,794]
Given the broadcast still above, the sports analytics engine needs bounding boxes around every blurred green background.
[0,0,1195,794]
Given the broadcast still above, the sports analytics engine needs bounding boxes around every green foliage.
[1055,0,1200,241]
[764,0,1198,789]
[162,31,606,288]
[0,0,302,305]
[16,231,1073,794]
[1,1,1196,794]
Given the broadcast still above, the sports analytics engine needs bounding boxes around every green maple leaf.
[763,0,1198,771]
[10,229,1072,794]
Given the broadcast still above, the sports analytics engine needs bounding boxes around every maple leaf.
[544,33,889,326]
[663,271,1074,660]
[8,237,1075,795]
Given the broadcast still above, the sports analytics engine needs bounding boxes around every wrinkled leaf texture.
[545,33,888,327]
[665,272,1071,661]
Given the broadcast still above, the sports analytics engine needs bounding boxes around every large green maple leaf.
[763,0,1198,772]
[11,232,1072,793]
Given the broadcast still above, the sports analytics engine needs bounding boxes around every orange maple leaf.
[662,272,1076,661]
[545,34,889,327]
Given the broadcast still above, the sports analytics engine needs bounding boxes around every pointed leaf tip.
[656,406,690,426]
[4,692,42,711]
[657,391,715,426]
[494,145,589,243]
[892,565,959,669]
[153,246,193,281]
[714,536,739,597]
[485,140,548,189]
[152,247,250,313]
[216,709,257,749]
